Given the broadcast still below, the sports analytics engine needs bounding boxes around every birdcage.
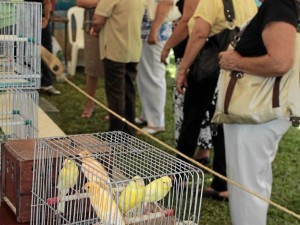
[31,132,204,225]
[0,1,42,89]
[0,89,38,141]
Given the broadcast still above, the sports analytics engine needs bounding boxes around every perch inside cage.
[31,132,204,225]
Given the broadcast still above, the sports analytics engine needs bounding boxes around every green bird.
[57,159,79,213]
[144,176,172,203]
[118,176,145,214]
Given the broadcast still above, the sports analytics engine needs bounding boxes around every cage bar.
[0,89,38,141]
[0,1,42,89]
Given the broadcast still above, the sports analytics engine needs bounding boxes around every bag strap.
[230,22,249,48]
[224,71,242,114]
[223,0,235,23]
[223,21,249,114]
[272,77,281,108]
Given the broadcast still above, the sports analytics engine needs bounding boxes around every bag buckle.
[231,71,243,78]
[230,36,241,48]
[211,123,218,136]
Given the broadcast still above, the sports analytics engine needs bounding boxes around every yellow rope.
[62,76,300,220]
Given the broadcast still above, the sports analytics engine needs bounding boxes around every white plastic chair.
[67,6,84,76]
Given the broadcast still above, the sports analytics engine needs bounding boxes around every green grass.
[40,65,300,225]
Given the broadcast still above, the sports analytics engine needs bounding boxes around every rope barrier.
[62,76,300,220]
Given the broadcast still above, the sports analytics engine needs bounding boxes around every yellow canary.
[144,176,172,203]
[57,159,79,213]
[84,182,125,225]
[80,150,110,189]
[118,176,145,214]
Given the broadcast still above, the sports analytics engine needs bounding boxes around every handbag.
[188,0,239,83]
[147,0,181,22]
[212,32,300,126]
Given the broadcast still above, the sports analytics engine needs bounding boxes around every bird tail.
[57,189,68,214]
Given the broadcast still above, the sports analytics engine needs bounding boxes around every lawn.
[40,65,300,225]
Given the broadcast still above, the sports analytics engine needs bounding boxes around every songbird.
[57,159,79,213]
[80,150,110,189]
[84,182,125,225]
[144,176,172,203]
[118,176,145,214]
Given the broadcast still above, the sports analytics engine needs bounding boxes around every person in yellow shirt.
[91,0,146,135]
[174,0,257,202]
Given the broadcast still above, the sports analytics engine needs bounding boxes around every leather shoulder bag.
[212,13,300,126]
[187,0,239,84]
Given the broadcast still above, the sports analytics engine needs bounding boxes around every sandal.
[138,126,165,135]
[81,104,94,118]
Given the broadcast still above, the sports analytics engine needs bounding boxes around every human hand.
[176,67,188,94]
[160,47,170,65]
[90,27,98,37]
[219,50,241,71]
[147,29,158,45]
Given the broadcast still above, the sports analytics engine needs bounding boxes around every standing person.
[76,0,105,118]
[161,0,212,165]
[34,0,61,95]
[135,0,173,135]
[218,0,299,224]
[2,0,59,96]
[162,0,225,199]
[91,0,146,135]
[175,0,257,199]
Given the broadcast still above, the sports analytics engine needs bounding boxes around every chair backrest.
[67,6,84,46]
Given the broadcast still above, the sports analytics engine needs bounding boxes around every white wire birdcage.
[0,89,38,141]
[31,132,204,225]
[0,1,42,89]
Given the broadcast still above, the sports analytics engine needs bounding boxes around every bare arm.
[42,0,52,28]
[219,21,296,76]
[148,0,173,45]
[176,16,211,93]
[77,0,98,8]
[44,0,51,19]
[161,0,200,64]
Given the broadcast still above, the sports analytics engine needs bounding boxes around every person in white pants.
[218,0,298,223]
[136,2,173,135]
[137,41,166,133]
